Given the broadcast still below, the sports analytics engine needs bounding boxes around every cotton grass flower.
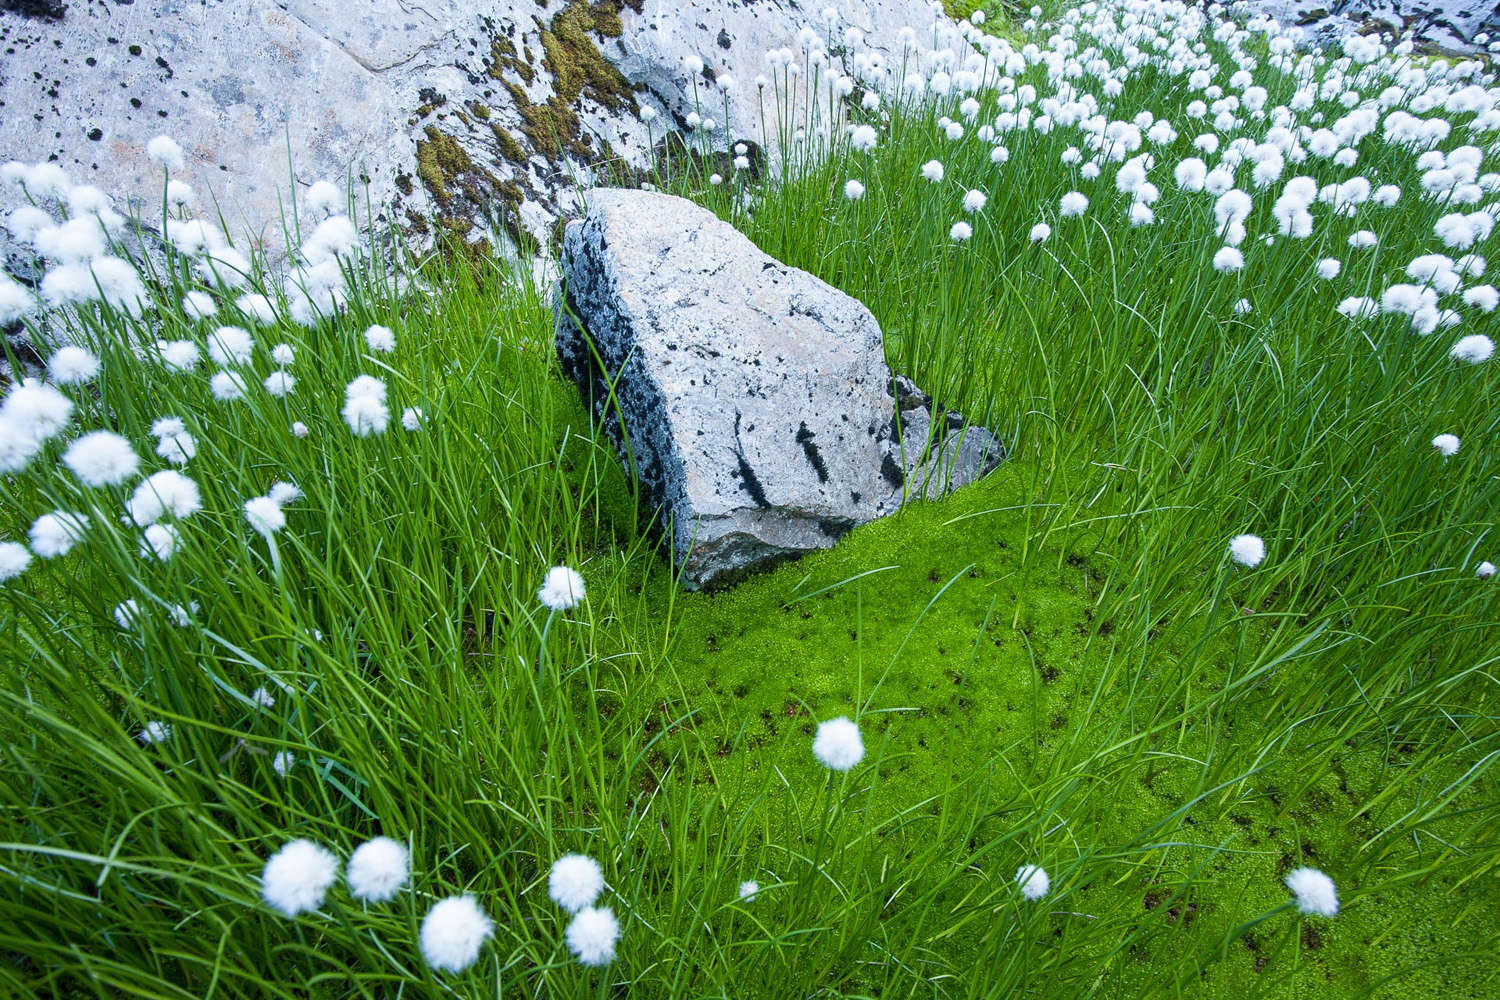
[251,686,275,708]
[843,179,865,201]
[272,751,295,777]
[210,371,249,402]
[261,839,339,917]
[364,324,395,353]
[1029,223,1051,242]
[1015,865,1049,900]
[63,431,140,487]
[812,716,864,771]
[1450,335,1494,363]
[347,837,410,903]
[1212,247,1243,272]
[207,326,254,365]
[549,853,605,913]
[738,880,759,902]
[30,511,89,558]
[159,340,200,371]
[1432,434,1460,457]
[264,371,296,397]
[921,160,945,183]
[1059,191,1088,217]
[963,189,987,213]
[401,406,424,431]
[139,720,172,744]
[140,523,180,561]
[420,896,494,973]
[1477,562,1496,580]
[539,565,586,610]
[182,290,217,321]
[147,136,185,170]
[127,470,201,525]
[950,221,973,242]
[1316,259,1341,279]
[565,906,620,967]
[49,346,99,384]
[0,541,32,583]
[4,379,74,444]
[1284,867,1338,917]
[244,496,287,538]
[1229,534,1265,568]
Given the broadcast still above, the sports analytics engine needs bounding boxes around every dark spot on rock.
[128,43,141,56]
[1,0,67,19]
[717,27,731,48]
[86,127,102,140]
[795,422,828,482]
[879,452,904,489]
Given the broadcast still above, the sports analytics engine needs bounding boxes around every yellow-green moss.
[415,126,474,205]
[492,123,528,164]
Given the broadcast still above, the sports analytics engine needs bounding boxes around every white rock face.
[1244,0,1497,53]
[555,188,1001,589]
[0,0,950,257]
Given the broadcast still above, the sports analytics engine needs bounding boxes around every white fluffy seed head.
[347,837,410,903]
[1016,864,1050,900]
[421,895,494,973]
[1450,334,1494,363]
[261,839,339,917]
[812,716,864,771]
[738,879,759,901]
[1432,434,1460,457]
[49,346,100,385]
[0,540,33,582]
[549,853,605,913]
[539,565,586,610]
[244,496,287,538]
[1477,561,1496,580]
[147,135,186,170]
[1229,533,1265,568]
[63,431,140,487]
[565,906,620,967]
[29,511,89,558]
[342,394,390,436]
[1284,866,1338,917]
[364,324,395,353]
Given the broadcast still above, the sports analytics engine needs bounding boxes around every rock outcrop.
[554,188,1001,589]
[0,0,949,260]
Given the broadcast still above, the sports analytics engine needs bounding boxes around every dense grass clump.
[1,0,1498,996]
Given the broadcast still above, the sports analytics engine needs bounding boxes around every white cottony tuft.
[1030,223,1051,242]
[921,160,945,183]
[1432,434,1460,457]
[1016,864,1050,900]
[963,189,987,213]
[347,837,410,903]
[1229,534,1265,568]
[1316,259,1341,280]
[63,431,140,487]
[140,523,181,561]
[565,906,620,967]
[1477,562,1496,580]
[251,686,275,709]
[549,853,605,913]
[30,511,89,558]
[147,135,185,170]
[244,496,287,538]
[421,895,494,973]
[210,371,249,402]
[950,221,973,242]
[364,325,395,353]
[738,879,759,902]
[264,371,296,397]
[1284,867,1338,917]
[1212,246,1243,273]
[139,719,172,744]
[127,470,202,525]
[261,839,339,917]
[401,406,424,431]
[812,716,864,771]
[272,750,295,778]
[539,565,586,610]
[0,540,32,582]
[49,346,99,384]
[1450,335,1494,364]
[1059,191,1089,217]
[4,379,75,444]
[843,179,865,201]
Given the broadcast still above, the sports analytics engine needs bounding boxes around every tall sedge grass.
[1,0,1498,995]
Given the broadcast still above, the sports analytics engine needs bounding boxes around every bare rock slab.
[554,188,1001,590]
